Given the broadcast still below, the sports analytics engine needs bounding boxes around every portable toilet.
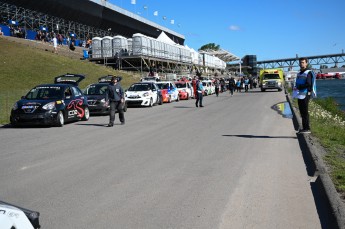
[92,37,102,58]
[113,35,128,56]
[102,36,113,58]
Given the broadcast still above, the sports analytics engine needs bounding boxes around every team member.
[105,76,125,127]
[195,78,204,107]
[294,57,314,134]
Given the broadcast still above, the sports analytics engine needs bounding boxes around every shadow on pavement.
[310,177,339,229]
[222,134,297,139]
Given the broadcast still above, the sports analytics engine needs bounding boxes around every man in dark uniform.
[105,76,125,127]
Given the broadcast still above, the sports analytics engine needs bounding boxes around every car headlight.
[100,98,105,103]
[182,89,187,92]
[12,102,18,110]
[277,82,282,86]
[42,102,56,110]
[143,92,149,97]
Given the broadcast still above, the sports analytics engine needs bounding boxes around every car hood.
[85,95,104,100]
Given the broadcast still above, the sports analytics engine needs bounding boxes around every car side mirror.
[21,96,25,99]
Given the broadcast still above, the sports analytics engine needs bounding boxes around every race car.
[125,82,163,107]
[10,73,90,127]
[0,200,40,229]
[83,75,127,115]
[155,81,179,103]
[175,81,194,100]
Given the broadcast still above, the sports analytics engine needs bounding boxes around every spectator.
[69,41,75,51]
[52,34,58,53]
[0,27,3,36]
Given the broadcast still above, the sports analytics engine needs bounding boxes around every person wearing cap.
[105,76,125,126]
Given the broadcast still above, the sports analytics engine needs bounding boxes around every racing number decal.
[67,99,85,118]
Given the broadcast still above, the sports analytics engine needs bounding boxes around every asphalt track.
[0,88,324,228]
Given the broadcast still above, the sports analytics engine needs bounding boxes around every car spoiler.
[54,73,85,86]
[98,75,122,83]
[0,200,40,229]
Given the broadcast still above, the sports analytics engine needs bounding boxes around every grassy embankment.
[0,37,139,124]
[290,87,345,198]
[309,98,345,197]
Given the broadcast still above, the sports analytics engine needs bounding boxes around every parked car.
[125,82,163,107]
[202,80,215,95]
[155,81,179,103]
[174,81,194,100]
[10,74,90,127]
[83,75,127,115]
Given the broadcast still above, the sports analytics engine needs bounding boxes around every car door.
[151,83,158,104]
[71,86,86,119]
[64,86,77,120]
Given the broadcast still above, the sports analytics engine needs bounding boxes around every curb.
[286,93,345,229]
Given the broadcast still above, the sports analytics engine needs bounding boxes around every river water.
[316,79,345,111]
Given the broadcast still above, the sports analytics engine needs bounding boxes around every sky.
[108,0,345,62]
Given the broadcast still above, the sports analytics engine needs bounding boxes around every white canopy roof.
[157,31,176,45]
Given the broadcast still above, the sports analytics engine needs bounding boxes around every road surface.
[0,88,322,228]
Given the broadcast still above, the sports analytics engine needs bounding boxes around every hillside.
[0,36,140,124]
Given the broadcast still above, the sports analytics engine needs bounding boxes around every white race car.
[125,82,162,107]
[0,201,40,229]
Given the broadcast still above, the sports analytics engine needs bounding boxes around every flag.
[131,0,136,4]
[170,20,174,25]
[153,11,158,16]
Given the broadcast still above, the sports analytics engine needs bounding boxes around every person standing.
[105,76,125,127]
[195,79,204,107]
[228,77,235,96]
[52,35,58,54]
[294,57,314,134]
[214,79,220,97]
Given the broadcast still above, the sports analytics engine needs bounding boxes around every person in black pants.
[195,79,204,107]
[105,76,125,126]
[295,57,313,134]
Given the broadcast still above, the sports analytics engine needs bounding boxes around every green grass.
[292,95,345,197]
[0,37,139,124]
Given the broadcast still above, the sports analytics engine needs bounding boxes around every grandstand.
[0,0,238,75]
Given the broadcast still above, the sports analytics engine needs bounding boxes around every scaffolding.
[0,1,112,39]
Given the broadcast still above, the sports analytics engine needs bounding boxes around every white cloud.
[229,25,240,31]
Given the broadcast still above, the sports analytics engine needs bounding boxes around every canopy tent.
[156,31,176,45]
[199,49,240,63]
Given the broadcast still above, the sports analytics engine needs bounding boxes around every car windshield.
[156,83,170,89]
[263,74,280,80]
[84,84,108,95]
[128,84,152,91]
[202,82,207,86]
[25,86,63,100]
[175,83,186,88]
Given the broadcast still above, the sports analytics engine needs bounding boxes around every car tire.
[56,111,64,127]
[176,95,179,102]
[186,94,189,100]
[10,116,18,127]
[82,107,90,121]
[168,96,171,103]
[149,98,153,107]
[159,96,163,105]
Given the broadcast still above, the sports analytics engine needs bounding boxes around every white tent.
[157,31,176,45]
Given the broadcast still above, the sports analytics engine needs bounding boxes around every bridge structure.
[256,53,345,70]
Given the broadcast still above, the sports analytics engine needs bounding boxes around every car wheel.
[82,107,90,121]
[168,96,171,103]
[186,94,189,100]
[176,95,179,102]
[10,116,18,127]
[149,98,153,107]
[159,96,163,105]
[56,111,64,127]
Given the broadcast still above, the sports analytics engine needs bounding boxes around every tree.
[199,43,220,51]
